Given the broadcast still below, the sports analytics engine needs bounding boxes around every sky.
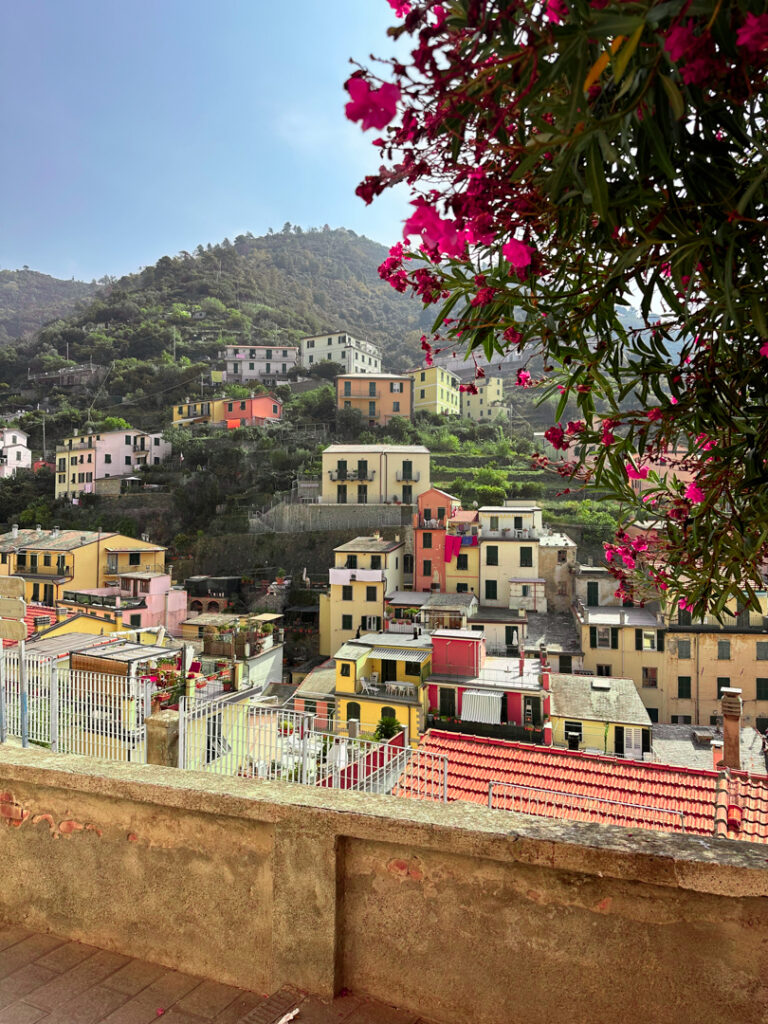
[0,1,411,282]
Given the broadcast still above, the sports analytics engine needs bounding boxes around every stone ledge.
[1,744,767,896]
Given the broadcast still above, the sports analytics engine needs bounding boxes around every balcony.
[60,590,145,610]
[329,567,383,585]
[425,715,544,743]
[329,468,376,481]
[419,518,446,529]
[104,561,165,577]
[480,527,540,540]
[15,561,69,577]
[396,469,421,482]
[342,388,380,399]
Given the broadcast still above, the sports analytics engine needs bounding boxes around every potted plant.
[276,568,287,583]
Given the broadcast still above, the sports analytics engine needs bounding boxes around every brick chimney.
[720,688,743,771]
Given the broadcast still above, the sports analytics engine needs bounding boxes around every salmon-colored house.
[412,488,463,593]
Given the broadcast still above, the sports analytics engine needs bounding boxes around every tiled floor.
[0,926,433,1024]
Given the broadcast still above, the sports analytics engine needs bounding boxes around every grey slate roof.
[550,673,651,728]
[524,612,583,655]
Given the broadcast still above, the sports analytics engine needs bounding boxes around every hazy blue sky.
[0,1,409,281]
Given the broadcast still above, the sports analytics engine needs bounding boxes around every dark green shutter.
[589,626,597,649]
[635,628,643,651]
[611,627,619,649]
[614,726,624,756]
[642,730,651,754]
[657,630,664,652]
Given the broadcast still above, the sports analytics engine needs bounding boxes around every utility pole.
[41,414,46,460]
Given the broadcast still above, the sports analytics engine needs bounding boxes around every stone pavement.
[0,925,435,1024]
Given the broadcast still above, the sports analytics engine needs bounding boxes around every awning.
[461,690,502,724]
[369,647,430,663]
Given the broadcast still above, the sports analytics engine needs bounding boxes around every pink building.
[55,428,171,499]
[57,572,188,636]
[412,487,463,593]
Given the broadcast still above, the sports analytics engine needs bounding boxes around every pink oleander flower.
[345,78,401,131]
[386,0,411,16]
[626,463,649,480]
[679,598,694,612]
[403,201,467,257]
[736,12,768,55]
[760,341,768,357]
[544,423,567,450]
[566,420,584,435]
[664,22,698,63]
[503,326,523,346]
[502,238,533,272]
[432,4,446,28]
[516,369,532,387]
[685,481,705,503]
[545,0,568,23]
[647,407,663,421]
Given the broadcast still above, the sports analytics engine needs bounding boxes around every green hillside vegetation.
[0,269,96,346]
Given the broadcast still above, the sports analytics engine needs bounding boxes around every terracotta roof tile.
[2,606,58,648]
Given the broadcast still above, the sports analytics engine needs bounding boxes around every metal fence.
[178,699,448,801]
[487,781,686,833]
[0,651,149,762]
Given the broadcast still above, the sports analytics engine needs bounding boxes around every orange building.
[412,488,463,593]
[335,374,413,427]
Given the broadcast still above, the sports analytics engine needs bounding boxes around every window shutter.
[635,628,643,651]
[641,729,651,754]
[614,726,624,756]
[610,627,619,649]
[657,630,665,652]
[589,626,597,649]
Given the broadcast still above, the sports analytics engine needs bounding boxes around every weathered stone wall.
[1,746,767,1024]
[253,501,413,535]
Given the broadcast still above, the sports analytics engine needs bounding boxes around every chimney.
[11,524,18,538]
[51,526,60,539]
[720,688,742,771]
[36,524,42,533]
[711,739,723,771]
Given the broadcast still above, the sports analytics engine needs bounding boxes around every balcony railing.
[61,591,145,610]
[426,715,544,743]
[329,468,376,481]
[419,518,446,529]
[480,527,540,540]
[396,469,421,482]
[15,561,69,577]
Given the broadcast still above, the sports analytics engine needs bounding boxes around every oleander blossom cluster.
[346,0,768,616]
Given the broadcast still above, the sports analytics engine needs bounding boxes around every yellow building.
[0,527,166,606]
[573,604,667,723]
[410,366,461,416]
[333,631,432,742]
[459,376,507,422]
[319,535,405,657]
[478,505,547,612]
[335,374,413,426]
[320,444,431,505]
[549,672,652,758]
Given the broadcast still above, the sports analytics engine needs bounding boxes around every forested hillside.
[0,228,433,407]
[0,269,96,345]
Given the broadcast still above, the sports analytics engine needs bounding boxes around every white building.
[299,332,381,373]
[0,428,31,478]
[223,344,299,383]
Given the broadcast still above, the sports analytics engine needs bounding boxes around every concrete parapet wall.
[252,502,412,535]
[0,747,767,1024]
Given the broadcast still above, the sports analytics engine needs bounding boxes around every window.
[342,586,352,601]
[346,701,361,722]
[642,667,658,688]
[559,655,572,673]
[757,678,768,701]
[368,381,376,396]
[366,586,377,602]
[456,583,468,593]
[346,555,358,569]
[716,639,731,660]
[130,614,141,627]
[677,638,691,659]
[485,579,497,600]
[390,381,402,392]
[678,607,692,625]
[405,661,421,677]
[757,642,768,660]
[368,401,376,417]
[564,721,583,741]
[717,677,730,697]
[635,629,658,651]
[520,547,533,567]
[420,389,425,399]
[490,516,499,531]
[342,615,353,630]
[423,560,432,577]
[647,708,659,723]
[371,555,381,570]
[456,553,468,571]
[423,532,432,549]
[153,437,160,446]
[381,706,396,719]
[672,715,692,725]
[393,401,400,412]
[557,549,567,563]
[586,581,599,606]
[596,664,612,676]
[420,372,426,382]
[486,546,498,566]
[125,456,131,466]
[521,585,530,598]
[125,435,131,445]
[340,663,351,677]
[677,676,692,699]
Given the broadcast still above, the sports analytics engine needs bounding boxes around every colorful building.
[172,394,282,428]
[412,488,463,592]
[410,366,461,417]
[459,376,508,422]
[477,505,546,612]
[0,527,167,607]
[538,532,578,612]
[335,374,413,426]
[319,535,405,657]
[57,571,188,635]
[55,428,171,499]
[333,630,432,742]
[320,444,431,505]
[299,332,381,373]
[549,672,652,758]
[0,427,31,478]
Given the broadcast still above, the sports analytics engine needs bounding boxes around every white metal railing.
[487,781,685,833]
[316,733,447,802]
[0,652,148,762]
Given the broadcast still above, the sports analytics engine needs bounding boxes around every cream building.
[477,505,547,612]
[320,445,431,505]
[460,376,507,422]
[299,332,381,373]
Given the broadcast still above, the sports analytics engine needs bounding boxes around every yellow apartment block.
[549,673,652,759]
[460,376,507,422]
[335,374,413,426]
[320,445,431,505]
[0,528,166,606]
[410,366,461,416]
[333,632,432,742]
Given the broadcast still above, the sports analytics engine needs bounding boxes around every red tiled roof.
[400,730,768,843]
[1,606,58,648]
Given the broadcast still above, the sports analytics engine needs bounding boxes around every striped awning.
[461,690,502,724]
[368,647,430,663]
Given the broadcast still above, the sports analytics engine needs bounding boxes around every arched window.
[382,706,396,719]
[347,701,361,723]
